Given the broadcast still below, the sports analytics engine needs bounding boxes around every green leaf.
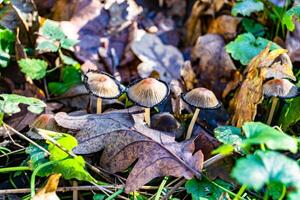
[267,182,284,200]
[0,94,46,115]
[48,65,82,95]
[93,194,106,200]
[232,0,264,17]
[60,38,78,50]
[212,144,235,155]
[185,178,233,200]
[242,122,298,153]
[282,5,300,31]
[241,18,265,36]
[60,53,78,65]
[41,20,65,40]
[48,134,95,182]
[0,28,15,67]
[232,150,300,197]
[279,97,300,131]
[214,126,243,146]
[226,33,279,65]
[26,145,49,176]
[18,58,48,80]
[36,40,59,52]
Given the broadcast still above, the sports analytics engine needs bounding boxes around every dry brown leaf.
[207,15,240,40]
[185,0,225,45]
[31,174,61,200]
[229,45,296,127]
[181,61,197,90]
[191,34,236,98]
[54,110,204,193]
[131,30,184,84]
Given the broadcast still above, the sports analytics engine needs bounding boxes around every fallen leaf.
[191,34,236,98]
[184,0,225,45]
[181,61,197,90]
[31,174,61,200]
[207,15,241,40]
[54,110,204,193]
[131,29,184,84]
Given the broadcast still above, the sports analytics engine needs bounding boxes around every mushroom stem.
[267,97,279,125]
[186,108,200,140]
[96,98,102,114]
[144,108,151,126]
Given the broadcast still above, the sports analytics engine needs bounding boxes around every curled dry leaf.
[131,30,184,84]
[31,174,61,200]
[54,110,204,193]
[191,34,236,98]
[207,15,241,40]
[230,45,295,127]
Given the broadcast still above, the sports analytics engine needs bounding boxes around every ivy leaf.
[279,97,300,131]
[242,122,298,153]
[61,38,78,50]
[18,58,48,80]
[214,126,244,146]
[0,28,15,67]
[282,5,300,31]
[241,18,265,36]
[185,178,233,200]
[226,33,279,65]
[41,20,65,41]
[48,65,82,95]
[0,94,46,115]
[232,150,300,197]
[36,40,59,53]
[232,0,264,17]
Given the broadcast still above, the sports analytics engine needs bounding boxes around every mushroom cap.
[127,78,169,108]
[263,79,299,99]
[182,87,221,109]
[83,70,123,99]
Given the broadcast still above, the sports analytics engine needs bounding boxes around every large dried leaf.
[191,34,236,98]
[54,110,204,193]
[131,30,184,84]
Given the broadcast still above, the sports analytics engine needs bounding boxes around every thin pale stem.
[144,108,151,126]
[97,98,102,114]
[267,97,279,125]
[186,108,200,140]
[233,184,247,200]
[73,181,78,200]
[154,176,169,200]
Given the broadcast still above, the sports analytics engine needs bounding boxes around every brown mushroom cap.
[263,79,299,99]
[182,87,220,109]
[127,78,169,108]
[83,71,122,99]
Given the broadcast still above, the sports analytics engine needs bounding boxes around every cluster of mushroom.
[83,70,221,139]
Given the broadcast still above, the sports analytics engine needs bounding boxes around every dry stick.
[97,98,102,114]
[186,108,200,139]
[162,153,228,200]
[144,108,151,126]
[3,123,50,156]
[267,97,279,125]
[73,181,78,200]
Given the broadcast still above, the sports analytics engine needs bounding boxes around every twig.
[3,123,50,156]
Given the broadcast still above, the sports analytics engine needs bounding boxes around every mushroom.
[83,70,123,113]
[127,78,169,126]
[182,87,221,140]
[263,79,299,125]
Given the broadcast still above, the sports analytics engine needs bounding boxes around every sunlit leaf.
[232,0,264,17]
[18,58,48,80]
[282,4,300,31]
[0,28,15,67]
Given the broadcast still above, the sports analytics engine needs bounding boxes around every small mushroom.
[127,78,169,126]
[263,79,299,125]
[83,70,123,113]
[182,87,221,140]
